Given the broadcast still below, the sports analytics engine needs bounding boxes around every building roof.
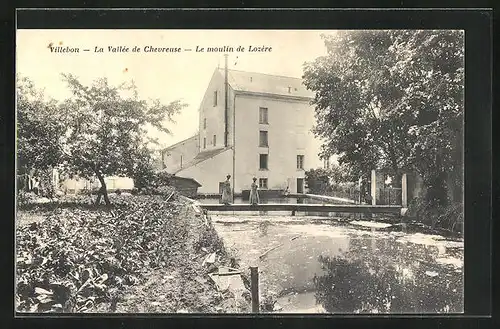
[163,135,198,152]
[174,147,231,174]
[218,68,314,99]
[170,176,202,187]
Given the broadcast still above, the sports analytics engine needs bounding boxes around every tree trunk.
[94,172,111,206]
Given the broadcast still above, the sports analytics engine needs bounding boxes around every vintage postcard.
[16,27,465,314]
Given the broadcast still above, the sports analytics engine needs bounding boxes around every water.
[212,215,464,314]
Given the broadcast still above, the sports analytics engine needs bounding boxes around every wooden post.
[401,173,408,208]
[250,266,259,313]
[358,176,362,205]
[370,170,377,205]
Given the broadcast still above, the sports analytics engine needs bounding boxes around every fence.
[378,188,402,205]
[325,188,361,203]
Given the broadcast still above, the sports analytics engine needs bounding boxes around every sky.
[16,29,336,148]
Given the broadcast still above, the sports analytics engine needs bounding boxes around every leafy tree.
[16,76,66,191]
[305,168,332,194]
[58,74,186,205]
[303,30,464,207]
[130,148,157,190]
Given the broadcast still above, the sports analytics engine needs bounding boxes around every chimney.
[224,54,229,147]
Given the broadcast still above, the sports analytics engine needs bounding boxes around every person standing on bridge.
[249,177,260,205]
[221,174,232,205]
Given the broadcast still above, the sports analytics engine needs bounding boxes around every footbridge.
[198,203,403,215]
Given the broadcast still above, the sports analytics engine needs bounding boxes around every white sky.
[16,29,335,148]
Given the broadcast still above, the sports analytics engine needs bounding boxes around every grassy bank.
[16,193,249,313]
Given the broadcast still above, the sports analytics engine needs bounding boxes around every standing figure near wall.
[283,186,290,196]
[249,177,260,205]
[221,174,232,205]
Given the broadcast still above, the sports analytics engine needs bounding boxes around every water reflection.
[313,240,464,313]
[211,215,463,314]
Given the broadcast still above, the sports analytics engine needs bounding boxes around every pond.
[211,215,463,314]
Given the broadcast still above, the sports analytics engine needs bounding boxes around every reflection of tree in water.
[313,246,463,313]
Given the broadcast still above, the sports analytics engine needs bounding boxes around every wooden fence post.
[250,266,259,313]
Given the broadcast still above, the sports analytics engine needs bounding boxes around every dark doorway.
[297,178,304,194]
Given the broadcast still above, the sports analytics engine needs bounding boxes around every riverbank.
[16,193,250,313]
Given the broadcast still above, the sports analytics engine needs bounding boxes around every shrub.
[193,224,226,257]
[408,196,463,233]
[18,191,38,206]
[305,168,332,194]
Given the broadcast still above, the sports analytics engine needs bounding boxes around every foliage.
[15,195,194,313]
[260,292,279,312]
[305,168,332,194]
[16,76,66,173]
[305,165,361,200]
[303,30,464,200]
[152,171,175,187]
[17,191,39,207]
[192,219,227,257]
[328,163,350,184]
[57,74,187,205]
[16,194,237,313]
[135,171,177,196]
[408,196,464,233]
[19,74,187,205]
[129,148,157,190]
[37,168,57,198]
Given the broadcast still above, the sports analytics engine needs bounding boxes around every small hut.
[169,176,202,197]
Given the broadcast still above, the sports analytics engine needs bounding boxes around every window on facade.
[259,178,268,189]
[259,130,268,147]
[203,138,206,149]
[213,134,216,146]
[213,91,218,107]
[259,107,268,124]
[297,155,304,170]
[259,154,268,170]
[203,118,207,129]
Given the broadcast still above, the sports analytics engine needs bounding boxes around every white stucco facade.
[163,68,335,194]
[176,148,233,194]
[161,135,199,173]
[233,93,323,193]
[61,175,134,192]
